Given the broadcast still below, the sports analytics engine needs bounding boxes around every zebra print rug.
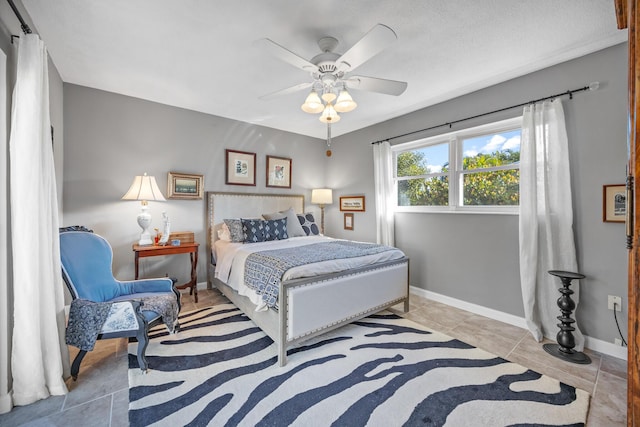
[128,304,590,426]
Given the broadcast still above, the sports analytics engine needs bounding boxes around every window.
[394,117,521,213]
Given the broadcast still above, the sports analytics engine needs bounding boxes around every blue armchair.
[59,227,180,379]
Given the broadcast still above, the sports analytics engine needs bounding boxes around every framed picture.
[266,155,292,188]
[344,213,354,230]
[340,195,365,212]
[167,172,204,199]
[226,149,256,186]
[603,184,626,223]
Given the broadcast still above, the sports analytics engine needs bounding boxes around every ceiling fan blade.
[259,82,313,100]
[336,24,398,73]
[256,38,319,73]
[346,75,408,96]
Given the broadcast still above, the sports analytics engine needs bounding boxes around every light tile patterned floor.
[0,289,627,426]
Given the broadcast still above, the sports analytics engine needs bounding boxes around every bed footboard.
[213,258,409,366]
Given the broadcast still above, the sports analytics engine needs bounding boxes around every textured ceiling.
[22,0,627,139]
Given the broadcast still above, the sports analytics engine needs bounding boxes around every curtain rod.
[7,0,32,35]
[371,81,600,145]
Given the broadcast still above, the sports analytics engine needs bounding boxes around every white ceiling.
[22,0,627,140]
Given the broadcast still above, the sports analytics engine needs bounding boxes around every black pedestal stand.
[543,270,591,364]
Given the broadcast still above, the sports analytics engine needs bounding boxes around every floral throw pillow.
[264,218,288,241]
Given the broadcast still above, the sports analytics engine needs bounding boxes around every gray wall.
[326,43,629,345]
[63,43,628,345]
[63,85,327,284]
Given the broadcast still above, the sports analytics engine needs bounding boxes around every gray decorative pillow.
[263,207,306,237]
[297,213,320,236]
[264,218,288,241]
[241,218,267,243]
[223,219,244,243]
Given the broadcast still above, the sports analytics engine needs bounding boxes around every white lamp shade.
[335,88,357,112]
[301,90,324,114]
[122,173,166,202]
[319,104,340,123]
[312,188,333,205]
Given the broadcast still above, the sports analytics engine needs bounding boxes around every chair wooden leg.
[136,327,149,373]
[71,350,87,380]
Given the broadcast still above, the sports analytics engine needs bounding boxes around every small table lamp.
[311,188,333,235]
[122,173,166,245]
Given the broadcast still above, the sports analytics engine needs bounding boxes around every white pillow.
[217,223,232,241]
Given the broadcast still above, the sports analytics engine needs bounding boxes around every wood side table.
[133,242,199,303]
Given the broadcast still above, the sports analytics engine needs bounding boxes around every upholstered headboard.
[206,191,305,252]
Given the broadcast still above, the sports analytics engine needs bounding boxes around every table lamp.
[311,188,333,235]
[122,173,166,245]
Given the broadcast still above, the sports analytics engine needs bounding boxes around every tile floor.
[0,289,627,426]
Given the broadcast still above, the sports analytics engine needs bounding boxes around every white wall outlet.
[615,338,623,346]
[608,295,622,311]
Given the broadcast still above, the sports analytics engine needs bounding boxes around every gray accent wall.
[325,43,629,345]
[63,85,327,284]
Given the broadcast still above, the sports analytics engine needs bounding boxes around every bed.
[206,191,409,366]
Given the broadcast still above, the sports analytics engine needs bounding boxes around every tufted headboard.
[206,191,305,255]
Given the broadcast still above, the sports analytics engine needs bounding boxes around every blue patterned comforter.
[244,240,396,308]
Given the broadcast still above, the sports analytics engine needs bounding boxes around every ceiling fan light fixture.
[334,88,357,112]
[301,90,324,114]
[319,104,340,123]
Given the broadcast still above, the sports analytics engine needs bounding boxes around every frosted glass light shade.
[321,91,336,103]
[335,88,357,112]
[312,188,333,205]
[301,90,324,113]
[319,104,340,123]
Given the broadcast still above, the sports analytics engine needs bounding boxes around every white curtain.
[519,99,584,350]
[373,141,395,245]
[9,34,68,407]
[0,46,11,414]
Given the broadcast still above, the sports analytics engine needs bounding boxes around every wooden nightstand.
[132,242,200,302]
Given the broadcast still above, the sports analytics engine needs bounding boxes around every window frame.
[393,116,522,215]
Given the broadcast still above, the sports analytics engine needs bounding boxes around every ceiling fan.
[257,23,408,124]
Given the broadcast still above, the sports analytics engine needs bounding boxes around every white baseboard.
[411,286,628,361]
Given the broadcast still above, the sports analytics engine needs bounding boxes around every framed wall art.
[340,195,365,212]
[344,213,354,230]
[167,172,204,199]
[226,149,256,186]
[266,155,292,188]
[603,184,626,223]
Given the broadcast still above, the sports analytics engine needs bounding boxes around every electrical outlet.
[608,295,622,311]
[615,338,623,346]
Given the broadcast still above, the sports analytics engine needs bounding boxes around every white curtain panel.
[9,34,68,407]
[0,48,11,415]
[519,99,584,350]
[373,141,395,246]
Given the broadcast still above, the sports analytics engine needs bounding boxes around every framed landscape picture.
[603,184,626,223]
[226,149,256,186]
[266,155,292,188]
[167,172,204,199]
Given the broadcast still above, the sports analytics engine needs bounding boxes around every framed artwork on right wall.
[603,184,626,223]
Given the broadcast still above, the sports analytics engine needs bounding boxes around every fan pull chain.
[326,123,332,157]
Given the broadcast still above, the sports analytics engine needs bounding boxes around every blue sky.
[420,129,521,173]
